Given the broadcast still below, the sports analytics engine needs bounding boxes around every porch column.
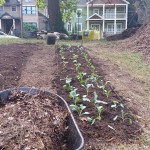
[0,19,1,30]
[87,4,89,30]
[114,5,117,34]
[125,4,128,29]
[13,19,16,29]
[102,5,105,32]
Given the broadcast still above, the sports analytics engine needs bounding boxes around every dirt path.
[18,44,57,92]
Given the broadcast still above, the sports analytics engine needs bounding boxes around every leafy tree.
[59,0,78,23]
[0,0,5,6]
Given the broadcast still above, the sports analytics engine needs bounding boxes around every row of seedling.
[58,45,133,125]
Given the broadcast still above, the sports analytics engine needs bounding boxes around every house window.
[12,6,17,12]
[93,9,99,14]
[76,9,82,18]
[107,23,114,32]
[76,23,82,32]
[67,23,72,32]
[117,23,122,32]
[23,6,36,14]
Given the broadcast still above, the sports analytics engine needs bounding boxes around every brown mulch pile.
[106,28,138,41]
[0,91,68,150]
[119,23,150,61]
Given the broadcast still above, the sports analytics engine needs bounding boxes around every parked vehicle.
[0,31,19,39]
[37,30,68,40]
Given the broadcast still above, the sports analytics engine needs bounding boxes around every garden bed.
[0,90,69,149]
[54,44,142,149]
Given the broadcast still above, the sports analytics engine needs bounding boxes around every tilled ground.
[0,43,36,89]
[0,43,56,92]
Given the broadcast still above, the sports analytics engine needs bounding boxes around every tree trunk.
[47,0,64,32]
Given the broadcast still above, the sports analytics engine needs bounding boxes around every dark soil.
[0,43,38,89]
[54,45,142,149]
[0,90,68,150]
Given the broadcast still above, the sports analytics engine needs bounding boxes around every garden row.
[55,44,142,143]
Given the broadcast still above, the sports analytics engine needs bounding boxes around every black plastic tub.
[0,88,84,150]
[47,33,57,45]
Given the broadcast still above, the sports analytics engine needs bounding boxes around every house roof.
[88,13,103,20]
[0,12,20,19]
[3,0,20,6]
[87,0,129,5]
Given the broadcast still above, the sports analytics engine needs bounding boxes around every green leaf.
[86,84,93,89]
[82,97,90,102]
[75,97,81,103]
[87,117,93,123]
[69,104,78,111]
[80,104,86,110]
[73,60,77,63]
[69,89,79,99]
[97,106,103,114]
[96,116,101,120]
[66,77,72,84]
[63,85,68,90]
[87,117,95,124]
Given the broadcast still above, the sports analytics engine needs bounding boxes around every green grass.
[0,38,44,45]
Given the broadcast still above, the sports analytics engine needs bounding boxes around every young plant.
[70,104,90,116]
[97,80,112,98]
[82,84,93,95]
[89,72,99,82]
[59,46,65,55]
[63,77,74,91]
[69,88,81,105]
[93,91,108,105]
[62,61,68,68]
[72,54,78,60]
[74,63,81,71]
[87,106,103,124]
[113,109,133,124]
[111,101,124,110]
[76,72,87,85]
[96,106,104,120]
[82,95,90,102]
